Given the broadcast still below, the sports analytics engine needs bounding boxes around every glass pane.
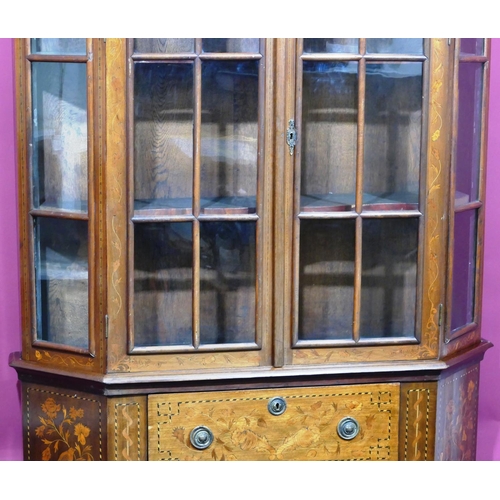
[300,61,358,212]
[451,210,477,331]
[134,223,193,347]
[303,38,359,53]
[32,62,88,212]
[31,38,86,55]
[202,38,259,53]
[360,218,419,339]
[200,222,256,345]
[455,62,483,206]
[34,217,88,349]
[201,61,259,214]
[460,38,484,56]
[298,219,355,341]
[366,38,423,55]
[134,38,195,54]
[134,62,194,214]
[363,62,422,209]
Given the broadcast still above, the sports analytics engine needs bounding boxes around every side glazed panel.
[399,382,437,461]
[22,383,106,461]
[435,363,480,460]
[148,384,400,461]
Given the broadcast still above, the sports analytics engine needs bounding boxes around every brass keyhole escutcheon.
[286,119,297,155]
[268,396,287,416]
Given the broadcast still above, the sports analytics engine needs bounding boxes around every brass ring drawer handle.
[337,416,360,440]
[190,426,214,450]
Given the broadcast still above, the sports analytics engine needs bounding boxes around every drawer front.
[148,383,399,461]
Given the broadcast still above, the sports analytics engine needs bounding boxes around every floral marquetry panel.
[435,363,480,460]
[148,384,400,461]
[23,384,106,461]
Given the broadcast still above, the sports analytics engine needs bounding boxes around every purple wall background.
[0,38,499,461]
[0,38,22,461]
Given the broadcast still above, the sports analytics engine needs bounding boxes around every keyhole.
[268,397,286,415]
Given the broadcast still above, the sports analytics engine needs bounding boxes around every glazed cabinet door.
[275,39,452,366]
[16,39,106,371]
[106,39,274,372]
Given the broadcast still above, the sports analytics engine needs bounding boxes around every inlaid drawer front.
[148,383,400,461]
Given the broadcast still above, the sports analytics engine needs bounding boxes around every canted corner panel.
[435,364,480,461]
[24,385,104,461]
[108,396,147,461]
[148,384,400,461]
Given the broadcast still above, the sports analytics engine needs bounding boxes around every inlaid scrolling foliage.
[35,397,94,461]
[424,39,446,356]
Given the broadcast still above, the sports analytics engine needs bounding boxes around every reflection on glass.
[451,210,477,331]
[31,38,86,55]
[35,217,89,349]
[202,38,259,53]
[301,61,358,212]
[201,61,259,214]
[134,38,195,54]
[366,38,423,55]
[134,62,194,214]
[32,62,88,212]
[298,219,355,341]
[460,38,484,56]
[303,38,359,53]
[363,62,422,209]
[360,218,418,339]
[455,62,483,205]
[134,223,193,347]
[200,222,256,345]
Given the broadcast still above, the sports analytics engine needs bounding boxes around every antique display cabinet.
[10,38,492,460]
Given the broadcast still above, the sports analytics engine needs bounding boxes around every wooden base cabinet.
[11,38,492,460]
[15,351,486,461]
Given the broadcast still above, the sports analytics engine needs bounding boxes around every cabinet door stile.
[273,39,292,367]
[353,39,367,343]
[291,38,302,350]
[125,41,137,353]
[192,45,202,348]
[86,37,97,359]
[105,38,129,371]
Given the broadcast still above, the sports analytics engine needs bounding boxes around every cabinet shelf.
[134,196,258,218]
[300,192,419,213]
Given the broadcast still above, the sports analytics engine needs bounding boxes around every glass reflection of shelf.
[35,200,88,215]
[300,193,355,212]
[454,191,471,209]
[134,196,257,217]
[200,196,256,215]
[300,192,419,213]
[134,198,192,217]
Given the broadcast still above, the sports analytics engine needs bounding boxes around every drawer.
[148,383,400,461]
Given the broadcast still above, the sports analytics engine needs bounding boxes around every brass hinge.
[438,304,444,327]
[105,314,109,339]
